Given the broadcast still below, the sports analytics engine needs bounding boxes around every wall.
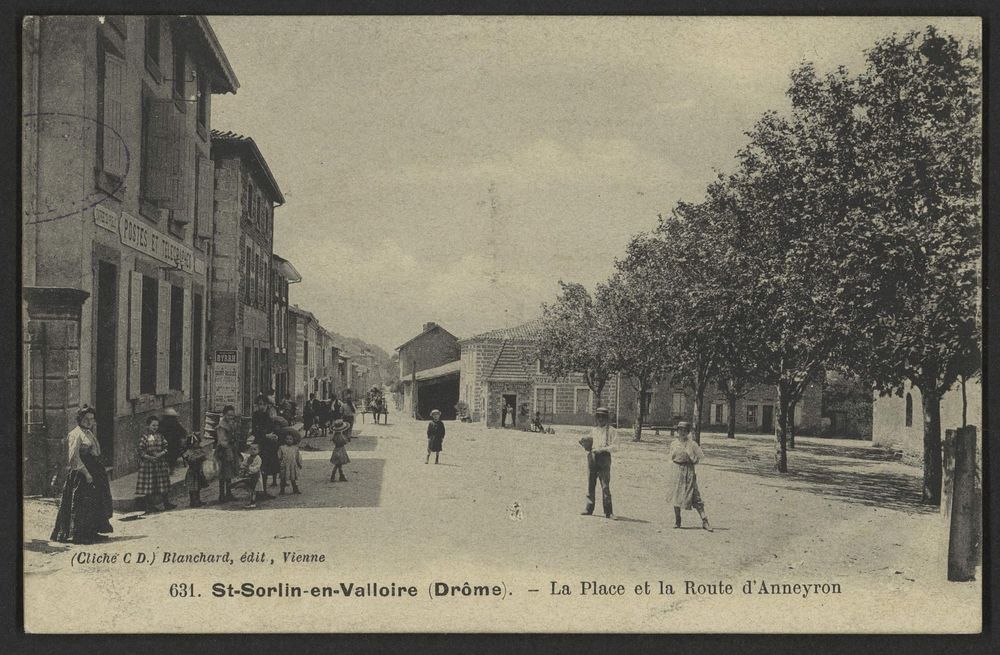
[398,327,460,378]
[873,378,982,455]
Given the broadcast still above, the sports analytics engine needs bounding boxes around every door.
[191,292,203,429]
[95,261,118,466]
[502,393,517,427]
[761,404,774,433]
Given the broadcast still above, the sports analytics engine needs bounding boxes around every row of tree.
[537,27,981,505]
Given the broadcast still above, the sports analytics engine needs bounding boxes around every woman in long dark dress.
[51,406,113,544]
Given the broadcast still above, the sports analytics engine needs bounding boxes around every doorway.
[502,393,517,428]
[95,261,117,466]
[761,404,774,433]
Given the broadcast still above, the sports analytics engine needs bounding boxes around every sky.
[208,16,980,353]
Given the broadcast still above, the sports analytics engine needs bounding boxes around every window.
[140,276,158,394]
[96,42,126,181]
[671,391,685,417]
[905,393,913,427]
[145,17,161,70]
[574,388,591,414]
[746,404,758,425]
[536,359,543,374]
[304,340,309,366]
[169,285,184,390]
[535,387,555,422]
[244,245,253,304]
[714,403,724,424]
[243,346,252,414]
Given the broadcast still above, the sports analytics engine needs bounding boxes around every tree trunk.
[727,393,737,439]
[633,379,647,442]
[692,380,706,445]
[775,381,790,473]
[921,388,943,505]
[960,376,967,428]
[788,400,797,450]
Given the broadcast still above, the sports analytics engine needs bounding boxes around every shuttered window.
[128,272,143,399]
[169,285,184,390]
[155,280,171,394]
[140,275,158,395]
[99,50,126,178]
[194,154,213,239]
[142,98,183,209]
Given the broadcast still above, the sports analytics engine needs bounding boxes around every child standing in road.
[426,409,445,464]
[278,430,303,494]
[329,419,351,482]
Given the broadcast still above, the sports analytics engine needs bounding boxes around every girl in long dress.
[51,406,114,544]
[669,422,712,531]
[135,416,175,513]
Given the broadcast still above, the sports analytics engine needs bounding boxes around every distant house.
[458,320,623,428]
[396,322,461,419]
[872,378,982,455]
[458,318,825,433]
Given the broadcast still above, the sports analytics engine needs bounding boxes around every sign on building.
[213,350,240,410]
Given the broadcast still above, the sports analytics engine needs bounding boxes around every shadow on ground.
[702,437,935,515]
[177,458,386,512]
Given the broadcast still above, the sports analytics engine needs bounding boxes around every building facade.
[22,15,238,488]
[270,254,301,400]
[397,322,461,419]
[209,130,284,416]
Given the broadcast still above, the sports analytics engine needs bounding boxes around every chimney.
[423,321,437,332]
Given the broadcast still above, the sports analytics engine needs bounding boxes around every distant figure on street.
[50,405,113,544]
[240,441,264,509]
[669,421,712,531]
[303,393,321,432]
[341,391,357,437]
[280,393,297,424]
[581,407,616,520]
[531,411,545,433]
[136,416,175,514]
[278,430,303,495]
[329,420,351,482]
[426,409,445,464]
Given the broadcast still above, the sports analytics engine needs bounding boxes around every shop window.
[169,285,184,390]
[140,276,158,394]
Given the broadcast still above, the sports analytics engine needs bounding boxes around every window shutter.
[128,271,143,399]
[171,135,195,222]
[196,155,213,239]
[156,280,171,394]
[144,100,180,204]
[181,286,191,395]
[103,53,126,178]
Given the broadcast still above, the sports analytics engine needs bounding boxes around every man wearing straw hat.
[579,407,617,520]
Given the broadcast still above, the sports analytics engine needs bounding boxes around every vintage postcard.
[21,15,982,633]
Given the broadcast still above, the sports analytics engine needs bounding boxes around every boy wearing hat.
[426,409,445,464]
[581,407,617,520]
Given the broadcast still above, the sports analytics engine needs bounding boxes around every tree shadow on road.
[705,437,936,515]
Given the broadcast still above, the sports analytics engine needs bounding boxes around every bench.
[646,425,676,437]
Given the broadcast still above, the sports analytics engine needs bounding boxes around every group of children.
[238,430,305,508]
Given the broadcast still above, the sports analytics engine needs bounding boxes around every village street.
[23,418,979,633]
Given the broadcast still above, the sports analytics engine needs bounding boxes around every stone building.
[22,15,238,489]
[458,320,621,428]
[209,130,285,416]
[396,322,461,419]
[288,305,317,405]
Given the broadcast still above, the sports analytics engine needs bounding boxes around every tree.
[538,281,615,410]
[596,238,675,442]
[795,27,982,504]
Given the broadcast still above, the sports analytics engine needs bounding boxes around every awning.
[404,360,461,382]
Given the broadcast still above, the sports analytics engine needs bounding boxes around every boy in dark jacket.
[425,409,445,464]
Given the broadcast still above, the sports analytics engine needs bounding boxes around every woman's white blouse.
[67,426,99,471]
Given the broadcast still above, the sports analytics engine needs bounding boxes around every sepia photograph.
[19,13,983,633]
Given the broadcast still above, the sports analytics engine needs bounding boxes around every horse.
[366,388,388,425]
